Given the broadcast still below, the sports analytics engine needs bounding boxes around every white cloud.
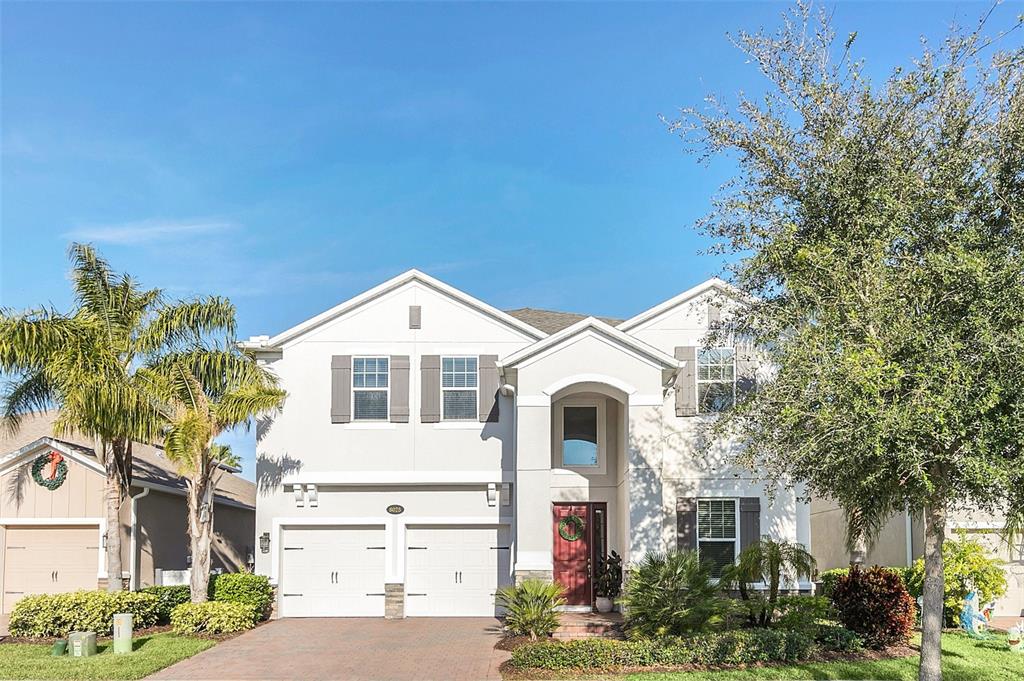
[64,219,234,245]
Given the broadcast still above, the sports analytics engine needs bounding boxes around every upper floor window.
[353,356,389,420]
[698,498,737,578]
[697,347,735,413]
[442,356,477,420]
[562,405,599,467]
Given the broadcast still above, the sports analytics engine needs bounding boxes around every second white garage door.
[280,525,386,617]
[405,525,511,617]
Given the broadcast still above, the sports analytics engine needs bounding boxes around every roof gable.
[505,308,625,334]
[245,270,546,349]
[498,317,679,370]
[616,278,752,333]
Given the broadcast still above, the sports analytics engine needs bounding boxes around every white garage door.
[2,525,100,613]
[405,525,511,617]
[280,525,386,617]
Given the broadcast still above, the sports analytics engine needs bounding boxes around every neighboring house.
[248,270,811,619]
[0,411,256,614]
[811,499,1024,617]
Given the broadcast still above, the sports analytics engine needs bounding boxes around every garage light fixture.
[259,532,270,554]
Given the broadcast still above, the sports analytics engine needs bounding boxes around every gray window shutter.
[331,355,352,423]
[478,355,500,423]
[708,302,721,328]
[736,341,757,398]
[420,355,441,423]
[390,355,410,423]
[674,346,697,417]
[409,305,421,329]
[676,497,698,550]
[740,497,761,552]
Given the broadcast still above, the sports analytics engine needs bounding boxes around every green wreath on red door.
[31,451,68,491]
[558,514,586,542]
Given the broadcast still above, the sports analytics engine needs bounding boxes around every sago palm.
[0,243,234,590]
[142,345,285,602]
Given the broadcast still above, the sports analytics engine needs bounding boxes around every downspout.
[500,382,517,579]
[129,486,150,590]
[905,507,914,566]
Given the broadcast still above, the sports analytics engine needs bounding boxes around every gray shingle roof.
[505,308,625,335]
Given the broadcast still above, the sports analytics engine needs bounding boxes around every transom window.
[562,406,599,467]
[697,347,736,413]
[442,356,478,420]
[353,357,389,420]
[698,498,737,578]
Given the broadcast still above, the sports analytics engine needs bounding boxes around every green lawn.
[0,632,215,680]
[614,632,1023,681]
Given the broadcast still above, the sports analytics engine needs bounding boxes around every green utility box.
[68,631,97,658]
[113,613,133,654]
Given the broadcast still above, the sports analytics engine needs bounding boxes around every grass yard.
[0,632,215,680]
[614,632,1023,681]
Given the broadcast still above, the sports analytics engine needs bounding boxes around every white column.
[514,399,553,579]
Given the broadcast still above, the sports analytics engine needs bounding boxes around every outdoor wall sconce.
[259,532,270,554]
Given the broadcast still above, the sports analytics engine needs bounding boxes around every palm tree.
[720,537,816,626]
[143,346,285,602]
[0,244,234,591]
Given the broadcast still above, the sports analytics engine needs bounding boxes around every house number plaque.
[386,504,405,515]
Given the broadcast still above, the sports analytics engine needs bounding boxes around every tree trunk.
[850,533,868,567]
[918,500,946,681]
[103,439,127,592]
[188,472,215,603]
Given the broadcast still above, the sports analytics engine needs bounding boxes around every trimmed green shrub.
[814,624,864,653]
[830,566,915,649]
[170,601,258,635]
[208,572,274,619]
[904,530,1007,626]
[772,595,835,633]
[622,550,733,637]
[9,590,160,637]
[508,629,819,670]
[140,585,191,623]
[495,579,565,640]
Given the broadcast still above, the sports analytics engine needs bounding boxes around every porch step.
[552,613,625,640]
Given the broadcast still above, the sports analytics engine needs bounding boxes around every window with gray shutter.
[697,498,738,577]
[739,497,761,552]
[677,497,698,550]
[331,355,352,423]
[674,347,697,417]
[442,357,478,420]
[353,357,389,420]
[389,355,410,422]
[478,354,500,422]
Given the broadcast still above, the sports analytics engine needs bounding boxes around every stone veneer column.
[384,583,404,619]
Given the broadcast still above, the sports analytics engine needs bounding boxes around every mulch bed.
[498,640,918,679]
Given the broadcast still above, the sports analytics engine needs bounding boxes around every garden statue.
[958,590,990,639]
[1008,621,1024,654]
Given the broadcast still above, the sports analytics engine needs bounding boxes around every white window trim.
[440,355,479,422]
[696,346,737,415]
[556,398,606,474]
[696,497,739,574]
[352,355,390,421]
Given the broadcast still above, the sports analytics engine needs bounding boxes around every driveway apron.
[148,617,510,681]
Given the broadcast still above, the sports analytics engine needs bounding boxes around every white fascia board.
[247,269,547,349]
[497,317,679,370]
[280,470,515,486]
[0,438,105,477]
[617,277,756,333]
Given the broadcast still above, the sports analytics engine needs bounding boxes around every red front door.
[553,504,591,605]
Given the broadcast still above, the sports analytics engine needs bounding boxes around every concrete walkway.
[149,617,510,681]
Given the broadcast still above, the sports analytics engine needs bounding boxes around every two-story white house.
[247,270,811,619]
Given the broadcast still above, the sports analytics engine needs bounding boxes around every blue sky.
[2,1,1018,479]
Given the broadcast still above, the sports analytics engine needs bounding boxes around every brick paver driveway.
[149,617,510,681]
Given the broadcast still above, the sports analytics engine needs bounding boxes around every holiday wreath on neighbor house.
[31,451,68,491]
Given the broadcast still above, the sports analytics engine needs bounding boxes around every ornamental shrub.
[829,566,914,649]
[9,590,160,637]
[140,585,191,623]
[208,572,274,619]
[814,624,864,653]
[621,550,733,637]
[495,579,565,640]
[772,595,836,633]
[903,530,1007,626]
[818,566,909,599]
[508,629,820,670]
[170,601,258,635]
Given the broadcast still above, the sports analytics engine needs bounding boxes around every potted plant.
[594,551,622,613]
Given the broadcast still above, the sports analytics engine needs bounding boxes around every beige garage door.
[3,525,100,613]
